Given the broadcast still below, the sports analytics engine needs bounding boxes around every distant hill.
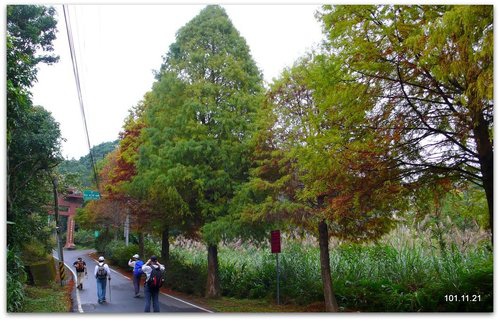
[58,140,119,189]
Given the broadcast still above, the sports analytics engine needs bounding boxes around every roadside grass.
[20,281,72,312]
[177,295,324,312]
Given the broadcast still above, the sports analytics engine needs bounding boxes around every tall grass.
[166,229,493,312]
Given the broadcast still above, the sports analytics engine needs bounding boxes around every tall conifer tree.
[137,5,264,297]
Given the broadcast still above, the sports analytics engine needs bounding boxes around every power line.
[63,4,100,192]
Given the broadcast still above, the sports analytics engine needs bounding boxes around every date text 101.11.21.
[444,294,481,302]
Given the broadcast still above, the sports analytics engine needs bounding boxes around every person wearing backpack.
[73,257,87,290]
[141,255,165,312]
[94,256,111,304]
[128,254,144,298]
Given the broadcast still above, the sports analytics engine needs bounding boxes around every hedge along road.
[58,249,212,313]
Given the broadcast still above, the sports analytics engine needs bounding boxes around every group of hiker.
[73,254,165,312]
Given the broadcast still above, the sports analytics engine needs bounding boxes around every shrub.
[94,230,113,253]
[166,248,207,296]
[74,229,95,248]
[102,237,161,269]
[7,248,26,312]
[105,241,139,269]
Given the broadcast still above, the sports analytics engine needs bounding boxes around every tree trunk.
[473,113,493,246]
[205,244,220,298]
[138,232,145,258]
[318,219,339,312]
[161,227,170,264]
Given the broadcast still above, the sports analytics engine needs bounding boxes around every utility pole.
[124,212,130,246]
[52,176,65,285]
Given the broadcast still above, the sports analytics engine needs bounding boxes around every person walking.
[142,255,165,312]
[94,256,111,304]
[73,257,87,290]
[128,254,144,298]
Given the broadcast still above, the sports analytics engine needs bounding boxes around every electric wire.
[63,4,100,192]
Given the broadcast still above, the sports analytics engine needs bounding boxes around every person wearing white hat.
[128,254,144,298]
[94,256,111,304]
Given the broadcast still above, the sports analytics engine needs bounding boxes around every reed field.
[164,226,493,312]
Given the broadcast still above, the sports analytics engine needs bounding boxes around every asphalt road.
[57,249,211,313]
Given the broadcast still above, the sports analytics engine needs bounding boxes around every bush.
[104,241,139,269]
[102,237,161,269]
[21,240,49,265]
[74,229,95,248]
[7,248,26,312]
[94,230,113,254]
[166,249,207,296]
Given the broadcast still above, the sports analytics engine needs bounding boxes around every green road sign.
[83,190,101,201]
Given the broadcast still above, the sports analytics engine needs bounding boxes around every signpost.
[271,230,281,305]
[83,190,100,201]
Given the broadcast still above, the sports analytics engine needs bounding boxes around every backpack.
[133,260,144,276]
[97,264,107,279]
[76,261,84,271]
[147,266,164,290]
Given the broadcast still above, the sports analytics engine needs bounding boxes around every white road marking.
[65,261,84,313]
[161,293,214,313]
[111,267,131,280]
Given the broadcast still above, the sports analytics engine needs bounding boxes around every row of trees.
[6,5,63,312]
[80,5,493,311]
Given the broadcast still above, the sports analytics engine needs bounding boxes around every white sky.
[29,3,325,160]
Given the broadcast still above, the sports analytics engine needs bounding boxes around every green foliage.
[441,185,489,230]
[20,282,71,312]
[135,5,265,247]
[166,249,207,296]
[7,105,63,249]
[101,237,160,269]
[57,140,119,189]
[94,229,114,254]
[318,5,494,233]
[169,234,492,311]
[7,248,27,312]
[409,183,490,253]
[104,241,139,269]
[7,10,63,303]
[6,5,58,89]
[252,54,406,242]
[21,242,51,266]
[74,228,96,248]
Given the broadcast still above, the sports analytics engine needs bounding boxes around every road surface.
[56,249,212,313]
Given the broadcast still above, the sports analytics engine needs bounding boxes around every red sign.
[271,230,281,253]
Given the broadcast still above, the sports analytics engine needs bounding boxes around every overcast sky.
[29,4,324,160]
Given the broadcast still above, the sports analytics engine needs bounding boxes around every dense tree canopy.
[6,5,61,312]
[318,5,493,238]
[7,5,61,249]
